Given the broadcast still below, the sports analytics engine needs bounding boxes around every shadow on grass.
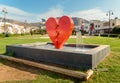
[0,58,85,83]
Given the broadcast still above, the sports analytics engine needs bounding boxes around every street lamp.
[2,8,8,34]
[106,10,113,35]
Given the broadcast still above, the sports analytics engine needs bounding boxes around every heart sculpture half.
[46,16,74,49]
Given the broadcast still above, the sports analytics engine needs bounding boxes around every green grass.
[0,35,120,83]
[0,35,50,53]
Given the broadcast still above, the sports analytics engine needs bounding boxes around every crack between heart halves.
[56,25,59,46]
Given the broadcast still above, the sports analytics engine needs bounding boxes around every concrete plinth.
[6,43,110,70]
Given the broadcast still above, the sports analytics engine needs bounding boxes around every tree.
[112,26,120,34]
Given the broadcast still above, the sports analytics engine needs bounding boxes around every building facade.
[92,19,120,34]
[0,22,26,34]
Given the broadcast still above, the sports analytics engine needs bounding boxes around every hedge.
[96,34,120,38]
[0,33,30,38]
[112,27,120,34]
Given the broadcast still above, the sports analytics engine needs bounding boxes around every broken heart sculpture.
[46,16,74,49]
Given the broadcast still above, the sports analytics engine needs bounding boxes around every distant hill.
[0,17,26,26]
[0,17,89,28]
[57,17,89,26]
[0,17,43,28]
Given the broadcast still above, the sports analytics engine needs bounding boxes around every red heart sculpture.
[46,16,74,49]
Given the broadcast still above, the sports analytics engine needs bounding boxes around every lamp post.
[106,10,113,35]
[2,8,8,34]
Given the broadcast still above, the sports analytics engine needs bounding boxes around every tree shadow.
[0,58,85,83]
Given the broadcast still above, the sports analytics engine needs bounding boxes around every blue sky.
[0,0,120,22]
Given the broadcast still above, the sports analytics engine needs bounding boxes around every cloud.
[0,4,110,22]
[0,4,39,22]
[0,4,31,16]
[69,8,108,21]
[38,7,109,21]
[38,5,64,19]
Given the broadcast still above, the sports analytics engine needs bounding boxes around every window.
[85,26,88,29]
[95,25,97,28]
[112,23,115,26]
[98,25,100,28]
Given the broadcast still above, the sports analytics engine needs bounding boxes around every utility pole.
[106,10,113,35]
[2,8,7,34]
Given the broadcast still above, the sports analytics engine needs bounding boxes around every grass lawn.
[0,35,120,83]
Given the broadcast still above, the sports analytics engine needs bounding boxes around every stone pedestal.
[6,43,110,70]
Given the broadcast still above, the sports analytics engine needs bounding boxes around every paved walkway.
[40,35,93,38]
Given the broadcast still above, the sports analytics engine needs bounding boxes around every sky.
[0,0,120,22]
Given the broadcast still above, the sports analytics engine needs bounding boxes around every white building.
[90,19,120,34]
[0,22,26,34]
[82,21,90,32]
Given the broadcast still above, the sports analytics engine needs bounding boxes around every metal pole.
[4,11,6,34]
[106,10,113,36]
[109,11,110,34]
[2,8,7,34]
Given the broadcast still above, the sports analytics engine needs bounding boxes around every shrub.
[72,29,76,35]
[94,34,99,36]
[0,34,5,38]
[0,33,10,37]
[118,35,120,39]
[112,27,120,34]
[32,29,46,35]
[81,30,87,35]
[100,34,119,38]
[9,34,20,37]
[0,33,26,38]
[109,34,118,37]
[4,51,15,57]
[100,34,108,37]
